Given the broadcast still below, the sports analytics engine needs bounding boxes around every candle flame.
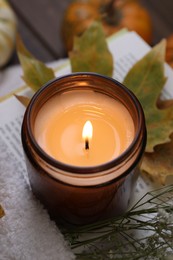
[82,120,93,141]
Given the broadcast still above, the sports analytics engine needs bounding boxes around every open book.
[1,31,173,259]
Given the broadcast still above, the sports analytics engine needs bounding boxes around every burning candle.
[21,73,146,225]
[82,120,93,150]
[34,90,135,167]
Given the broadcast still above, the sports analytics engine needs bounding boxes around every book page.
[0,96,75,260]
[0,31,173,258]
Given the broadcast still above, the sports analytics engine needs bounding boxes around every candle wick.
[85,139,89,150]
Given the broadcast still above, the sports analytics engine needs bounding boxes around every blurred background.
[4,0,173,66]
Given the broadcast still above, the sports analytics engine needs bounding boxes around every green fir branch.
[62,184,173,260]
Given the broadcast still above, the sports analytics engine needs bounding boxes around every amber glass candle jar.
[21,73,146,226]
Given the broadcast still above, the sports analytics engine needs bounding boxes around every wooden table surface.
[8,0,173,66]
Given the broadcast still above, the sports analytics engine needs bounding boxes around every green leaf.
[16,36,55,92]
[69,21,113,77]
[123,40,173,152]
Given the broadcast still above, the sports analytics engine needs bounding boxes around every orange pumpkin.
[62,0,152,51]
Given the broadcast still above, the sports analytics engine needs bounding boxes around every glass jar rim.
[25,72,146,174]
